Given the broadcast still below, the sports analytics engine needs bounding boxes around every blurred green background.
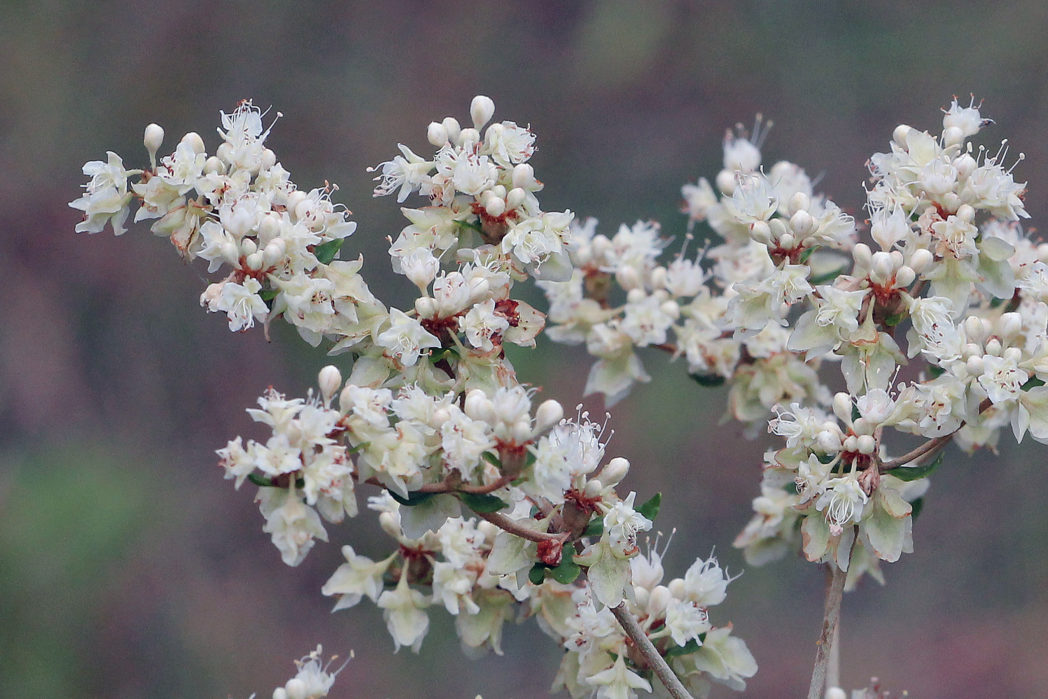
[5,1,1048,696]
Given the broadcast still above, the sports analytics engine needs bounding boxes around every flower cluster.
[76,93,1048,697]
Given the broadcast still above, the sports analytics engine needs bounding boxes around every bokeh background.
[5,1,1048,696]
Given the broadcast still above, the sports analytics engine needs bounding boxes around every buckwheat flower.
[816,475,869,536]
[375,308,441,368]
[584,653,652,698]
[665,598,711,647]
[218,100,275,173]
[603,492,653,559]
[377,570,430,653]
[788,284,866,355]
[196,220,239,273]
[484,121,536,167]
[370,144,432,202]
[71,151,134,235]
[217,436,254,489]
[977,353,1028,405]
[683,555,732,607]
[201,278,269,332]
[271,645,345,699]
[685,626,758,692]
[257,487,328,566]
[439,406,495,478]
[906,296,961,361]
[432,561,480,616]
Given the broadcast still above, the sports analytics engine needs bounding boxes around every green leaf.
[459,492,508,513]
[910,497,924,519]
[798,246,819,264]
[637,492,661,522]
[550,550,581,584]
[388,490,436,507]
[884,310,908,327]
[528,563,547,585]
[313,238,344,265]
[482,452,502,468]
[690,373,725,387]
[851,404,861,423]
[784,481,799,495]
[248,473,275,487]
[526,451,537,467]
[889,452,944,482]
[809,266,848,285]
[1023,376,1046,390]
[583,518,604,538]
[259,288,278,301]
[815,452,836,465]
[928,364,946,378]
[346,441,370,455]
[664,636,706,658]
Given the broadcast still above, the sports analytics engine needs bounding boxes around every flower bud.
[427,121,449,147]
[464,389,493,422]
[833,392,853,423]
[826,688,848,699]
[506,187,526,210]
[512,163,535,190]
[144,123,164,167]
[842,435,858,453]
[667,577,685,598]
[414,296,436,319]
[870,251,895,284]
[244,251,264,270]
[857,434,876,455]
[908,248,933,274]
[241,238,258,256]
[749,220,772,245]
[441,116,461,143]
[894,265,916,288]
[942,125,965,148]
[788,192,811,216]
[535,399,564,433]
[715,169,736,195]
[956,203,975,224]
[999,312,1022,339]
[318,365,342,405]
[379,512,401,538]
[598,457,630,487]
[789,210,814,237]
[648,585,672,614]
[470,95,496,130]
[892,124,912,147]
[954,152,977,179]
[285,678,307,699]
[203,155,225,175]
[484,196,506,218]
[816,430,841,453]
[263,238,287,266]
[260,148,276,170]
[457,127,480,147]
[778,232,796,250]
[985,338,1002,356]
[584,479,603,497]
[180,131,205,154]
[852,243,872,271]
[965,355,984,375]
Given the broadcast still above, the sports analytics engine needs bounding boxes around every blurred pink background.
[5,1,1048,696]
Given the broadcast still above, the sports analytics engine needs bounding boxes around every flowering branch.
[610,602,694,699]
[807,551,850,699]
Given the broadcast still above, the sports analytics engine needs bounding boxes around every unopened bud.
[833,392,853,423]
[427,121,449,147]
[203,155,225,175]
[852,243,872,271]
[825,688,848,699]
[648,585,672,614]
[985,338,1002,356]
[871,251,895,284]
[512,163,535,190]
[908,248,933,274]
[895,265,915,288]
[667,577,685,598]
[144,123,164,167]
[457,127,480,147]
[318,365,342,405]
[942,125,965,148]
[441,116,461,143]
[749,220,772,245]
[484,196,506,218]
[414,296,436,319]
[379,512,401,538]
[584,479,603,497]
[260,148,276,170]
[892,124,912,147]
[789,210,814,237]
[856,434,876,455]
[598,457,630,487]
[715,169,736,195]
[470,95,496,130]
[180,131,205,154]
[956,203,975,224]
[263,238,287,266]
[788,191,810,216]
[535,400,564,433]
[244,251,264,271]
[999,312,1022,339]
[506,187,526,210]
[464,389,493,422]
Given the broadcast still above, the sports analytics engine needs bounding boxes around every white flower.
[815,475,868,536]
[70,151,134,235]
[377,571,430,652]
[271,645,346,699]
[257,488,328,567]
[602,492,653,559]
[375,308,441,368]
[200,278,269,332]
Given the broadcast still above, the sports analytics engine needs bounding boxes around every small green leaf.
[809,267,848,285]
[664,636,706,658]
[528,563,547,585]
[347,441,370,455]
[482,452,502,468]
[1023,376,1046,390]
[248,473,275,487]
[910,497,924,519]
[637,493,661,522]
[259,288,278,301]
[583,518,604,538]
[785,481,799,495]
[460,492,508,513]
[550,551,581,584]
[928,365,946,378]
[526,451,537,467]
[313,238,344,264]
[690,373,725,387]
[815,452,836,465]
[798,246,819,264]
[851,404,861,423]
[388,490,436,507]
[890,452,944,482]
[884,311,908,327]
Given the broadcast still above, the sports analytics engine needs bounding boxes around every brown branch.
[474,510,566,544]
[807,547,850,699]
[609,602,694,699]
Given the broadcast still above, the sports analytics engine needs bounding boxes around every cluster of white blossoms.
[537,97,1048,589]
[75,97,757,698]
[258,645,346,699]
[75,94,1048,696]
